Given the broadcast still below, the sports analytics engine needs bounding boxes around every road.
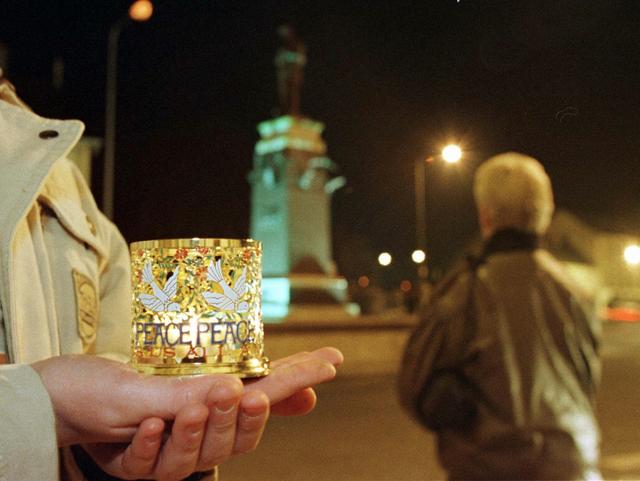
[222,322,640,481]
[597,322,640,479]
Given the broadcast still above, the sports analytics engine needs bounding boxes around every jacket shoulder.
[424,257,478,321]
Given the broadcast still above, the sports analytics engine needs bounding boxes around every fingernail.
[241,392,270,417]
[215,399,237,414]
[242,407,267,420]
[207,379,243,407]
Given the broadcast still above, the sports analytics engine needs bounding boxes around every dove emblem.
[203,259,249,313]
[138,262,181,312]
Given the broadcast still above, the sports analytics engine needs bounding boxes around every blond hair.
[473,152,554,234]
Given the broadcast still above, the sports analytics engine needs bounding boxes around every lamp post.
[414,143,462,280]
[102,0,153,220]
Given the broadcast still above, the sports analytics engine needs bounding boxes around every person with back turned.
[399,152,601,480]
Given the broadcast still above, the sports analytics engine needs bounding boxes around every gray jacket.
[400,231,601,480]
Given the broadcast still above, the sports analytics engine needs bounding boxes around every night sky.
[2,0,639,284]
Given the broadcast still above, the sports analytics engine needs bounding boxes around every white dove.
[203,259,249,313]
[139,262,181,312]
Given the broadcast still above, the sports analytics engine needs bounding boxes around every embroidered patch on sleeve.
[72,269,99,353]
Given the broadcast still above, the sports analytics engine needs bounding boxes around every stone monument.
[249,25,356,321]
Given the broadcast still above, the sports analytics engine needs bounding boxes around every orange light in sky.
[129,0,153,21]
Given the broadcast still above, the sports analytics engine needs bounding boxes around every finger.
[135,374,244,420]
[120,417,165,478]
[196,379,243,469]
[269,347,344,370]
[270,387,317,416]
[244,355,337,405]
[153,403,208,481]
[232,390,270,455]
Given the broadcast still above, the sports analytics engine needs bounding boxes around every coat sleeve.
[0,364,59,480]
[398,301,448,417]
[569,294,602,400]
[398,265,471,419]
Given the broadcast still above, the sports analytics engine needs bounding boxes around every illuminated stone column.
[249,115,353,320]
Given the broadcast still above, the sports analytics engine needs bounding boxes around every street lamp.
[378,252,392,267]
[624,244,640,266]
[414,143,463,278]
[442,144,462,164]
[102,0,153,220]
[411,249,426,264]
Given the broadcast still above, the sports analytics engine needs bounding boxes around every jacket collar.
[0,100,84,238]
[482,228,540,258]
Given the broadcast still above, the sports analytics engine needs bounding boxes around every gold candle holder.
[129,238,269,377]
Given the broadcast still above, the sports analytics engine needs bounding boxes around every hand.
[33,355,269,479]
[31,347,342,479]
[88,347,343,479]
[82,386,270,480]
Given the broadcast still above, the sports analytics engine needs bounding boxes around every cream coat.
[0,99,131,479]
[0,363,58,480]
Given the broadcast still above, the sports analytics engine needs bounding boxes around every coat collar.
[482,228,540,258]
[0,99,85,239]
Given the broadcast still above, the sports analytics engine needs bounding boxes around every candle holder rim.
[130,238,261,249]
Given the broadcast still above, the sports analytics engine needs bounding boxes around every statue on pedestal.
[252,26,358,321]
[275,24,306,116]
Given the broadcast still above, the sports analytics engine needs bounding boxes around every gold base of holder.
[132,357,270,378]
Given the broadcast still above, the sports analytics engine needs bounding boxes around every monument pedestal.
[262,274,360,322]
[249,115,355,322]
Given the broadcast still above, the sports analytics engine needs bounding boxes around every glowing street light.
[103,1,154,220]
[378,252,392,267]
[411,249,426,264]
[129,0,153,21]
[624,244,640,266]
[442,143,462,163]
